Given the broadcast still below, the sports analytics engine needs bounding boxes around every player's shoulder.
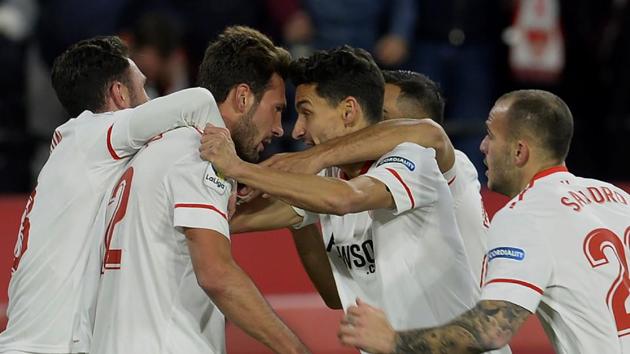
[453,150,479,181]
[372,142,436,172]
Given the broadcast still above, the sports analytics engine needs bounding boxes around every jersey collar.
[340,160,375,180]
[530,165,569,184]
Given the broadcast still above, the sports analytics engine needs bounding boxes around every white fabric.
[0,88,221,353]
[91,127,231,354]
[481,168,630,354]
[443,150,490,282]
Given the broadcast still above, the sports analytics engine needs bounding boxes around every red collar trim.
[531,165,568,183]
[340,160,375,180]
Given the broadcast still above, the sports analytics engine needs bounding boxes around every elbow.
[322,189,362,216]
[195,263,232,298]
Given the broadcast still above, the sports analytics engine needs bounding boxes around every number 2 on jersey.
[583,227,630,336]
[12,189,37,272]
[102,167,134,273]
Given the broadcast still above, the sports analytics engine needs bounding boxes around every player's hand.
[338,298,397,354]
[261,150,324,175]
[199,126,241,178]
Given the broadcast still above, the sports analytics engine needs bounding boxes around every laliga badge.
[203,164,228,195]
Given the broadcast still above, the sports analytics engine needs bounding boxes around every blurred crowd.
[0,0,629,193]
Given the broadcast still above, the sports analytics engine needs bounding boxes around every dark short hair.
[197,26,291,103]
[289,45,384,124]
[51,36,131,117]
[382,70,445,124]
[500,90,574,161]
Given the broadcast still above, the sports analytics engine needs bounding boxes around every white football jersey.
[91,127,232,354]
[481,166,630,354]
[0,88,221,353]
[297,143,477,325]
[295,143,510,354]
[443,150,491,282]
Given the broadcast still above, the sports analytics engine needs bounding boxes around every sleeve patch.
[203,164,228,195]
[376,156,416,171]
[487,247,526,262]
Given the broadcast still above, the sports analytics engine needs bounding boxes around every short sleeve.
[480,210,552,312]
[166,159,232,239]
[364,142,443,215]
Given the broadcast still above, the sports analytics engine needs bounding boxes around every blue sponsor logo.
[487,247,525,262]
[377,156,415,171]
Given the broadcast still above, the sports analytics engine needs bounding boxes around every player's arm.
[229,196,303,233]
[260,118,455,174]
[290,225,341,309]
[201,127,396,215]
[108,87,220,158]
[338,299,530,354]
[186,227,309,354]
[235,165,393,215]
[230,197,340,308]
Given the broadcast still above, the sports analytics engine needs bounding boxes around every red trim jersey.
[91,126,231,354]
[480,166,630,354]
[298,144,480,327]
[0,88,221,353]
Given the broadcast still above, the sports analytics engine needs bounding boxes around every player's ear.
[341,96,359,127]
[109,80,131,110]
[514,139,530,167]
[234,84,254,114]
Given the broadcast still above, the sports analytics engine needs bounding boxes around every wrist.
[227,159,249,180]
[313,143,334,170]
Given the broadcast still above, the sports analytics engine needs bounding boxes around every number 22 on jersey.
[584,227,630,336]
[102,167,134,273]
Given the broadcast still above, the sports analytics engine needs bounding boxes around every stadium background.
[1,0,630,352]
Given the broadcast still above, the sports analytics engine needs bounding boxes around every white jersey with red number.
[0,88,220,354]
[480,166,630,354]
[91,126,232,354]
[443,150,491,282]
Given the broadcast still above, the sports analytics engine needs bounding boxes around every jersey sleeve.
[107,88,222,159]
[480,209,552,312]
[166,158,232,239]
[364,142,442,215]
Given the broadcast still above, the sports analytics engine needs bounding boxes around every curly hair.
[197,26,291,103]
[51,36,130,117]
[289,45,384,124]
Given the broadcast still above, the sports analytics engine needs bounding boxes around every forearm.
[393,325,483,354]
[206,262,307,353]
[290,226,341,309]
[393,300,527,353]
[230,163,365,215]
[230,197,303,233]
[126,87,218,147]
[315,119,454,173]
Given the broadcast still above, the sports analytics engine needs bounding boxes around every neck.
[510,160,566,197]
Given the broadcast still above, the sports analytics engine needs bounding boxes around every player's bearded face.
[231,101,261,163]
